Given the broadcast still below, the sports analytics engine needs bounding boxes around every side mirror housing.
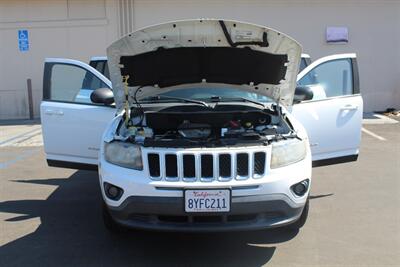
[90,88,114,105]
[293,85,314,104]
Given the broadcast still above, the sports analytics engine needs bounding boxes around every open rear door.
[40,58,115,170]
[292,54,363,167]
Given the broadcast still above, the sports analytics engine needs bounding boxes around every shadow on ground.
[0,170,300,266]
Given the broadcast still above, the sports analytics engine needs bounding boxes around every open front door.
[40,58,115,170]
[292,54,363,167]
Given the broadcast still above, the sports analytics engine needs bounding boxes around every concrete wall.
[0,0,399,119]
[131,0,400,113]
[0,0,119,119]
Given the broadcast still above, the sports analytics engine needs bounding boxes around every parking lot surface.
[0,122,399,266]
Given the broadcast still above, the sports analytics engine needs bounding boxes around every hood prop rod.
[122,75,130,126]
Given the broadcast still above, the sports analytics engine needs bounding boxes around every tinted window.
[299,58,308,72]
[103,63,110,79]
[90,60,110,79]
[94,61,105,74]
[50,64,109,104]
[298,59,353,98]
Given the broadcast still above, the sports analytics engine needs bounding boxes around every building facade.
[0,0,399,119]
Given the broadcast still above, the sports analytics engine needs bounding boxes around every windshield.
[140,87,273,103]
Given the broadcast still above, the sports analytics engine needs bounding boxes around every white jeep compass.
[41,19,363,232]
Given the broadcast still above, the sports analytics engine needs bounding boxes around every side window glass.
[50,64,109,104]
[89,60,109,79]
[298,59,353,99]
[299,58,307,72]
[94,61,105,74]
[103,63,110,79]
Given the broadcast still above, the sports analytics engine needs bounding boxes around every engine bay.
[116,103,296,148]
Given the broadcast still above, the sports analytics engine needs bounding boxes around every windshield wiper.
[210,96,266,108]
[144,95,209,108]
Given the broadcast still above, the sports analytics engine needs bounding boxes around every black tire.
[286,199,309,231]
[102,202,125,233]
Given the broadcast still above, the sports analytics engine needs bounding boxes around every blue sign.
[18,30,29,52]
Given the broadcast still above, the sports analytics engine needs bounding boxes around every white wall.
[0,0,119,119]
[0,0,399,119]
[131,0,400,112]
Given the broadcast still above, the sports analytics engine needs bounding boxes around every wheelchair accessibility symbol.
[18,30,29,52]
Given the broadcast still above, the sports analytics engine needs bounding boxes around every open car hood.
[107,19,302,109]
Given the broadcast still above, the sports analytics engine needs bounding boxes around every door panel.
[41,58,114,169]
[292,95,362,161]
[292,54,363,166]
[41,101,115,166]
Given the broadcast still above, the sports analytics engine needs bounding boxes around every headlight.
[104,141,143,170]
[270,139,307,169]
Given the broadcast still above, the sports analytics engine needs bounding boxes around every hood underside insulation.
[119,47,288,88]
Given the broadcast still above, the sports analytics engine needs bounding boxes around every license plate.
[184,189,231,213]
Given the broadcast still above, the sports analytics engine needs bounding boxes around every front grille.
[148,154,160,177]
[183,155,195,178]
[236,153,249,177]
[201,155,213,178]
[219,154,231,178]
[146,150,267,182]
[254,152,266,176]
[165,154,178,178]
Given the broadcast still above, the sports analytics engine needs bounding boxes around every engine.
[119,104,292,147]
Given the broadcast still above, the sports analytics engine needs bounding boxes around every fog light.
[104,182,123,200]
[291,179,309,197]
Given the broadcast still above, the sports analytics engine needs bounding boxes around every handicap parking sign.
[18,30,29,52]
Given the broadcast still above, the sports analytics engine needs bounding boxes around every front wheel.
[286,199,309,231]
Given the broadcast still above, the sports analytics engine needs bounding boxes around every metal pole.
[27,78,34,120]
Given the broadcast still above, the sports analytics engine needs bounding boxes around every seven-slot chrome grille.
[145,149,267,182]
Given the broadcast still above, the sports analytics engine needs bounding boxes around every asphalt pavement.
[0,121,399,266]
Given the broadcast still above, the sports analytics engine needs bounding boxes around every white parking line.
[0,125,43,147]
[0,127,40,145]
[362,127,387,141]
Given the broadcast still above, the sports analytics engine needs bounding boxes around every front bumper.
[99,144,312,232]
[108,193,305,232]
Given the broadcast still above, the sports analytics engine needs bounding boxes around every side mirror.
[90,88,114,105]
[293,85,314,104]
